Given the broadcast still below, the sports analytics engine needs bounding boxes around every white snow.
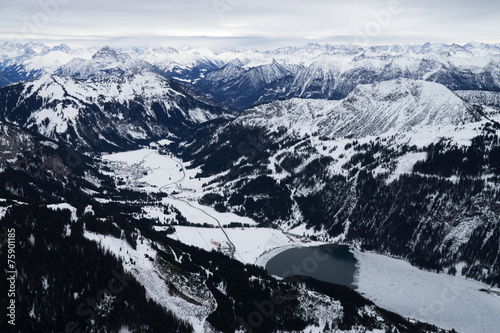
[39,141,59,149]
[385,152,428,183]
[84,231,216,331]
[102,148,259,227]
[47,203,78,222]
[170,226,321,265]
[238,79,480,141]
[353,250,500,333]
[162,197,257,227]
[0,206,8,219]
[102,149,185,191]
[84,205,94,216]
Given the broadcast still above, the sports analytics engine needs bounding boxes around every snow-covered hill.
[0,72,233,150]
[456,89,500,108]
[172,78,500,290]
[237,79,483,139]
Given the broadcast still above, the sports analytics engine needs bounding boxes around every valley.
[99,146,320,264]
[97,143,500,333]
[2,41,500,332]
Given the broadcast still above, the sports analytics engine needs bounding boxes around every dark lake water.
[265,245,357,288]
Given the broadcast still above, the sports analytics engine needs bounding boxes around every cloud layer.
[0,0,498,48]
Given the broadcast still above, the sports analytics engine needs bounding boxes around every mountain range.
[1,41,499,333]
[2,41,500,110]
[172,77,500,289]
[0,71,232,150]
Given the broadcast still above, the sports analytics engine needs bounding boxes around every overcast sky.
[0,0,499,49]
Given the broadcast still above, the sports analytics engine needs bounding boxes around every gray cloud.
[0,0,498,48]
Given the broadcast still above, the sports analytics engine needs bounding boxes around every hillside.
[171,79,500,287]
[0,72,232,151]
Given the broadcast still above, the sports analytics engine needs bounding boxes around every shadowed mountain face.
[0,72,233,151]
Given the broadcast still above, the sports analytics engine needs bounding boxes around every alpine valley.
[1,42,500,333]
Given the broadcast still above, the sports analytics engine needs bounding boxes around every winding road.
[151,151,236,259]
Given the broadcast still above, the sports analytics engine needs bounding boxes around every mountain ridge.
[0,72,233,151]
[236,79,483,139]
[2,42,500,110]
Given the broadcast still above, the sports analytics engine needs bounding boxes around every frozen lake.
[265,245,500,333]
[353,250,500,333]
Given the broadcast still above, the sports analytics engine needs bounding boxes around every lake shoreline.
[254,241,329,267]
[264,244,358,288]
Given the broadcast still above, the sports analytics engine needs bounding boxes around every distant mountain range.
[2,41,500,109]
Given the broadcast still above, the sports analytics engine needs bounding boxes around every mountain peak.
[51,44,72,53]
[92,46,129,62]
[238,79,483,140]
[329,79,481,137]
[350,78,462,104]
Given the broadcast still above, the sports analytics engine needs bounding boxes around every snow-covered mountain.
[0,42,96,83]
[191,42,500,109]
[456,89,500,108]
[2,42,500,110]
[56,46,162,80]
[237,79,483,139]
[0,72,233,150]
[172,78,500,289]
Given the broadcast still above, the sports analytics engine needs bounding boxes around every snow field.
[102,149,185,191]
[170,225,323,265]
[84,231,216,332]
[353,250,500,333]
[162,197,257,227]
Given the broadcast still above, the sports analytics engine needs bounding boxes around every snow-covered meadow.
[101,146,317,265]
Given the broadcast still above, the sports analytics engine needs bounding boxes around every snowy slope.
[237,79,483,139]
[456,89,500,108]
[84,231,216,331]
[0,72,232,150]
